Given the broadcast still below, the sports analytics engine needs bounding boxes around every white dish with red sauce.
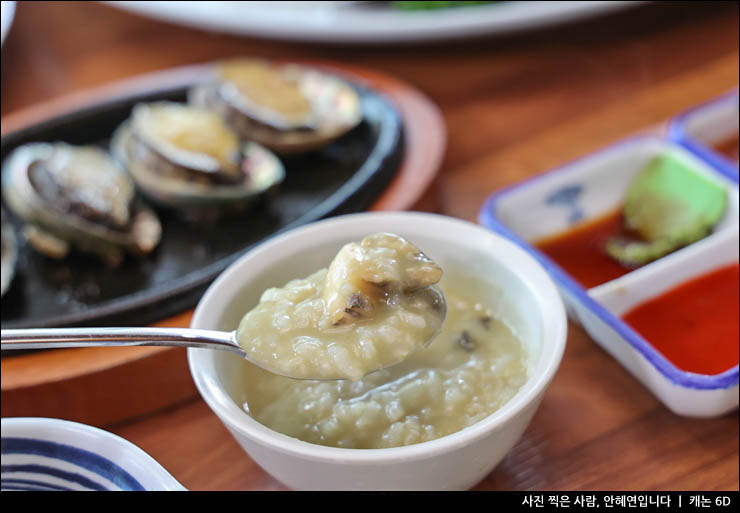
[480,136,739,417]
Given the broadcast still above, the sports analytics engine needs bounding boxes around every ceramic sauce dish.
[479,135,739,417]
[669,89,739,182]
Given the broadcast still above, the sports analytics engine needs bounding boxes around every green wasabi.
[605,154,727,267]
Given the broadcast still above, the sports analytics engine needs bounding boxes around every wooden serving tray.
[0,61,446,425]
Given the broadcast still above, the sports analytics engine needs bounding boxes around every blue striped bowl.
[1,418,186,491]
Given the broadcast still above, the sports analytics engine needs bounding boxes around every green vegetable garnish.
[605,154,727,267]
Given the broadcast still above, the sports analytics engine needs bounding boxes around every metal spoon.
[1,325,246,356]
[0,287,447,380]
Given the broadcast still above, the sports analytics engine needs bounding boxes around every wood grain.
[1,0,738,491]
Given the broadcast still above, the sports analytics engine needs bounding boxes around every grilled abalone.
[1,143,162,267]
[1,209,17,296]
[111,102,284,220]
[189,58,363,154]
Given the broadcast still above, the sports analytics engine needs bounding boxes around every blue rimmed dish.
[1,417,186,491]
[479,135,739,418]
[669,89,739,182]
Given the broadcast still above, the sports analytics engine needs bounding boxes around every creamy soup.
[226,274,529,449]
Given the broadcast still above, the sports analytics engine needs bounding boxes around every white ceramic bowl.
[188,211,567,491]
[480,136,739,418]
[1,417,185,491]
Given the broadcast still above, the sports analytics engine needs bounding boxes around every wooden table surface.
[1,1,738,491]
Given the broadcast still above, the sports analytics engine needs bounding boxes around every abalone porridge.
[219,265,531,450]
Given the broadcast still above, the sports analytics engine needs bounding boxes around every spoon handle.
[0,327,243,355]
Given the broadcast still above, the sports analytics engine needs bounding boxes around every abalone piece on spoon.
[1,143,162,267]
[111,101,285,220]
[189,58,363,154]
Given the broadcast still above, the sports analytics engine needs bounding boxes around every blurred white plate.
[103,1,642,44]
[1,1,15,46]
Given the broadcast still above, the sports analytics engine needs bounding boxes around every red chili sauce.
[535,210,631,289]
[713,134,739,162]
[622,263,739,375]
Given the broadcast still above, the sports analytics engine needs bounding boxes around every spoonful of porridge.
[1,233,447,381]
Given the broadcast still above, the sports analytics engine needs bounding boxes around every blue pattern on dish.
[2,479,71,491]
[545,184,584,224]
[1,463,108,491]
[1,437,145,491]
